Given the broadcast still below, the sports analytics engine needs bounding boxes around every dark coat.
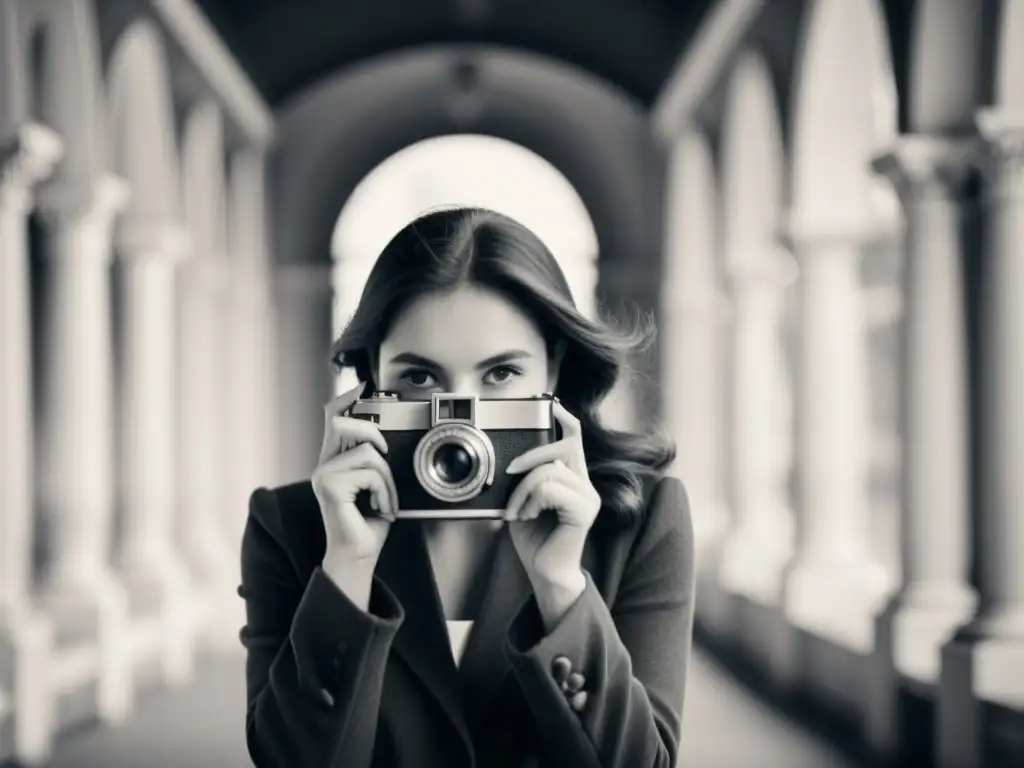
[238,474,696,768]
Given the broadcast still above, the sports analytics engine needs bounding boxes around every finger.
[320,383,368,459]
[505,439,579,477]
[319,442,399,516]
[505,462,559,520]
[319,414,388,464]
[325,382,366,419]
[519,479,580,523]
[313,466,394,525]
[552,400,582,439]
[548,459,597,499]
[333,416,389,456]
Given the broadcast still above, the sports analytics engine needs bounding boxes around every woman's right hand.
[312,383,399,568]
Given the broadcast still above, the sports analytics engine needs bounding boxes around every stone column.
[0,124,61,766]
[223,147,277,641]
[34,174,133,724]
[865,137,978,757]
[115,223,194,684]
[177,255,235,647]
[781,214,890,655]
[660,269,729,566]
[274,263,334,485]
[717,248,797,604]
[937,111,1024,768]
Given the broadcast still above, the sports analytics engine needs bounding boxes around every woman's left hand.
[504,400,601,595]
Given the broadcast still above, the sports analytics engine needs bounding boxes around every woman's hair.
[330,206,675,530]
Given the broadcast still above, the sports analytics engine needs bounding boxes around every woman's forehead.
[380,286,546,365]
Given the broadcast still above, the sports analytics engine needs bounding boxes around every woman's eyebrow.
[385,350,532,369]
[474,350,532,369]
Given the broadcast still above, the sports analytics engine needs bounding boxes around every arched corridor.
[1,0,1023,766]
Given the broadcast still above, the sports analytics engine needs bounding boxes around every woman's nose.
[447,376,482,396]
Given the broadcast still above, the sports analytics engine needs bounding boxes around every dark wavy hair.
[329,206,675,530]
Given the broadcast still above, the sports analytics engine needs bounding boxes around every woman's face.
[377,285,558,400]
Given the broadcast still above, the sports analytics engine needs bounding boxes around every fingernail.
[370,495,378,511]
[505,461,519,474]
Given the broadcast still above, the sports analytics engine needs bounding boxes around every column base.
[864,584,977,759]
[938,624,1024,768]
[783,557,892,654]
[36,569,133,726]
[717,510,793,606]
[0,605,55,766]
[119,552,197,687]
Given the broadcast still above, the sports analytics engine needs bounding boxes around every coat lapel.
[375,520,536,743]
[375,521,474,753]
[456,525,535,732]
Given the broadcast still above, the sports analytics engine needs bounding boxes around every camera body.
[348,391,560,519]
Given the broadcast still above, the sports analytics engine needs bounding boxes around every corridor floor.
[49,644,860,768]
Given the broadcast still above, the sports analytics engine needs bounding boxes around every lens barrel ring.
[413,423,496,503]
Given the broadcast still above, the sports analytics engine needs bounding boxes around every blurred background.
[1,0,1022,765]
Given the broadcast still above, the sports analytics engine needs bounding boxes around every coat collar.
[374,519,536,751]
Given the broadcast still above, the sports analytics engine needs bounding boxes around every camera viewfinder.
[432,394,475,424]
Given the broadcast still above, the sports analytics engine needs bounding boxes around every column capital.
[36,172,131,229]
[660,282,730,321]
[871,136,976,203]
[0,123,63,209]
[779,209,893,255]
[725,246,798,289]
[974,107,1024,201]
[116,222,190,264]
[183,256,232,295]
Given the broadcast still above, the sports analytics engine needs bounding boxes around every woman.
[239,207,696,768]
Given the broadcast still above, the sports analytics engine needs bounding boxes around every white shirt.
[446,620,473,667]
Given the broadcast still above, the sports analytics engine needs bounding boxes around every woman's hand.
[312,383,399,568]
[504,400,601,624]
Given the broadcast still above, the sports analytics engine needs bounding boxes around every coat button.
[566,672,586,694]
[319,688,335,707]
[551,655,572,686]
[568,690,588,713]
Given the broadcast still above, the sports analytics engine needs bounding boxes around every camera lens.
[432,442,476,485]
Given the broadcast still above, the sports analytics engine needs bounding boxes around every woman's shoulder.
[641,472,692,537]
[616,471,694,567]
[244,480,326,573]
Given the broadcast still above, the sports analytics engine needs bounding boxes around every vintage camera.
[347,391,559,519]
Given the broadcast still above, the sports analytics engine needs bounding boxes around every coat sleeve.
[239,487,405,768]
[503,476,696,768]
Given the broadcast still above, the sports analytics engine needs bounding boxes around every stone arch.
[180,101,227,256]
[720,51,784,268]
[272,46,661,273]
[24,1,109,190]
[906,0,986,132]
[106,20,180,235]
[790,0,898,224]
[331,132,600,325]
[994,0,1024,107]
[0,0,28,134]
[665,131,718,299]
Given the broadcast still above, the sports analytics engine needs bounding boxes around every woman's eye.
[401,369,438,389]
[483,366,521,386]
